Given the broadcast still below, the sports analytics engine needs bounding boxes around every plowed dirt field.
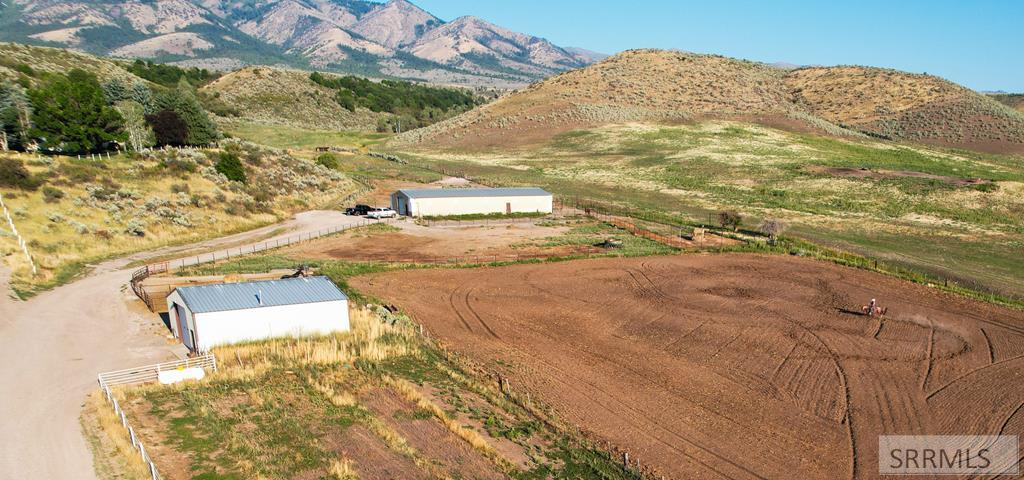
[352,254,1024,479]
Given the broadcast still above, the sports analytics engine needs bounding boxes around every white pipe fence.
[96,354,218,480]
[0,191,36,276]
[97,354,218,388]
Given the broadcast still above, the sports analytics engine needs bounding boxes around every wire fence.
[130,218,398,310]
[96,354,218,480]
[0,191,37,276]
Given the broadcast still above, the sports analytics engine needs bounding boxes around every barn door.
[175,304,193,349]
[506,202,511,214]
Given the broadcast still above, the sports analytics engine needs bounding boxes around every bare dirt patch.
[360,388,505,479]
[324,425,427,480]
[805,165,992,187]
[283,222,598,263]
[353,254,1024,479]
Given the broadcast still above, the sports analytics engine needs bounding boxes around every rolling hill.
[990,93,1024,113]
[0,0,600,87]
[395,49,1024,154]
[201,66,386,130]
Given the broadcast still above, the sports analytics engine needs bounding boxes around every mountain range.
[0,0,603,86]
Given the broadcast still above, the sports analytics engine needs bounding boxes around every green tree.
[315,152,338,169]
[335,89,356,112]
[115,100,154,151]
[145,110,189,146]
[0,81,32,151]
[129,81,154,113]
[215,151,246,183]
[102,78,129,104]
[28,69,123,154]
[151,79,217,146]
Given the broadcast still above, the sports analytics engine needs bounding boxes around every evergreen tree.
[28,69,123,154]
[130,81,154,113]
[215,151,246,183]
[151,79,217,146]
[0,81,32,151]
[102,78,129,104]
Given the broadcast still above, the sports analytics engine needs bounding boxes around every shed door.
[175,304,192,348]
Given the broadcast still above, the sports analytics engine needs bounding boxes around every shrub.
[42,186,65,203]
[759,218,787,243]
[717,210,743,231]
[0,158,42,190]
[146,110,189,146]
[315,153,338,169]
[215,152,246,183]
[170,182,191,194]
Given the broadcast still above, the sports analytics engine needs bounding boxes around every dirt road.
[0,210,368,480]
[354,254,1024,479]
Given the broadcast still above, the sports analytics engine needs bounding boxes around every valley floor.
[389,120,1024,301]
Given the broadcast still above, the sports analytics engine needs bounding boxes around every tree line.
[0,68,218,154]
[308,71,481,132]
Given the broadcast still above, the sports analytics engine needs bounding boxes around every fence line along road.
[96,354,218,480]
[171,216,397,271]
[0,191,38,276]
[130,217,398,310]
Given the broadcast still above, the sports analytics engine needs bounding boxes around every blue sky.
[413,0,1023,92]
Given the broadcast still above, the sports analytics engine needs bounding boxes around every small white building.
[390,187,553,217]
[166,276,349,352]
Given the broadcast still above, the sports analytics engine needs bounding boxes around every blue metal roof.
[175,276,347,314]
[395,187,551,199]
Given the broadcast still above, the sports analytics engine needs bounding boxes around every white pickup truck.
[366,207,398,219]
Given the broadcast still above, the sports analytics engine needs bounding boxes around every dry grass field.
[85,307,642,479]
[0,141,357,296]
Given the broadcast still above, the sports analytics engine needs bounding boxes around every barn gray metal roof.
[394,187,551,199]
[174,276,347,314]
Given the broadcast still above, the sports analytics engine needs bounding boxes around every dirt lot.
[283,221,602,263]
[353,254,1024,479]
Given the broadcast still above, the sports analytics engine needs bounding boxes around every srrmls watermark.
[879,435,1019,475]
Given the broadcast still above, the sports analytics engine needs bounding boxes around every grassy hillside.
[395,49,1024,155]
[389,120,1024,299]
[0,141,358,296]
[786,66,1024,153]
[0,42,144,84]
[202,67,387,131]
[990,93,1024,113]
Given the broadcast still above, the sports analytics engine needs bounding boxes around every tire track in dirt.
[981,327,995,364]
[927,354,1024,401]
[921,317,935,391]
[355,255,1024,480]
[998,401,1024,435]
[790,323,856,480]
[463,287,501,339]
[448,283,476,334]
[770,336,801,382]
[499,338,757,479]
